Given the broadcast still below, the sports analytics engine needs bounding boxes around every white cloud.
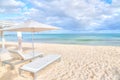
[59,0,112,28]
[27,0,120,31]
[0,8,5,13]
[29,0,48,8]
[0,0,24,7]
[59,0,120,30]
[1,0,120,31]
[0,0,25,13]
[24,8,40,15]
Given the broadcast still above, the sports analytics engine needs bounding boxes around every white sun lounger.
[19,54,61,80]
[2,50,43,69]
[9,50,43,60]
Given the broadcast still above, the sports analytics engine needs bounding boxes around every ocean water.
[2,33,120,46]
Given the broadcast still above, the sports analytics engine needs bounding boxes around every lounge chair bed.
[19,54,61,80]
[2,50,43,69]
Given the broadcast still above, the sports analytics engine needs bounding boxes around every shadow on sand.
[0,68,17,80]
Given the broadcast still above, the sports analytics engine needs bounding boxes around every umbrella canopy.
[0,21,24,52]
[0,20,17,28]
[4,20,60,32]
[3,20,61,56]
[0,20,18,48]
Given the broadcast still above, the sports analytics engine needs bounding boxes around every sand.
[0,42,120,80]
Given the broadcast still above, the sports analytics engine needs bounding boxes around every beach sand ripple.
[0,42,120,80]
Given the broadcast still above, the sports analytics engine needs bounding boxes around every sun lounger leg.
[19,69,26,78]
[10,64,14,70]
[57,58,61,62]
[19,69,22,76]
[33,73,37,80]
[1,62,5,66]
[40,55,43,57]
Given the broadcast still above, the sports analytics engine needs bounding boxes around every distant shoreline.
[3,41,120,47]
[1,33,120,46]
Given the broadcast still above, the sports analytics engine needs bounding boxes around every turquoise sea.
[3,33,120,46]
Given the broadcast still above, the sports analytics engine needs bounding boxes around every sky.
[0,0,120,33]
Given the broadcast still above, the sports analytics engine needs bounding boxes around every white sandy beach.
[0,42,120,80]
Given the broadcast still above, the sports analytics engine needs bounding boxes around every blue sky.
[0,0,120,33]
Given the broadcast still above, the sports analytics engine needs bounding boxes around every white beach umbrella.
[4,20,60,32]
[4,20,60,56]
[0,20,17,53]
[0,20,18,61]
[0,21,22,51]
[0,20,18,44]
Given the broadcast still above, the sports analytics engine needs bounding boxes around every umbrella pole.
[17,32,22,52]
[32,32,35,57]
[1,31,5,49]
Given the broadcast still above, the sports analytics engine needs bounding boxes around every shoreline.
[3,41,120,47]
